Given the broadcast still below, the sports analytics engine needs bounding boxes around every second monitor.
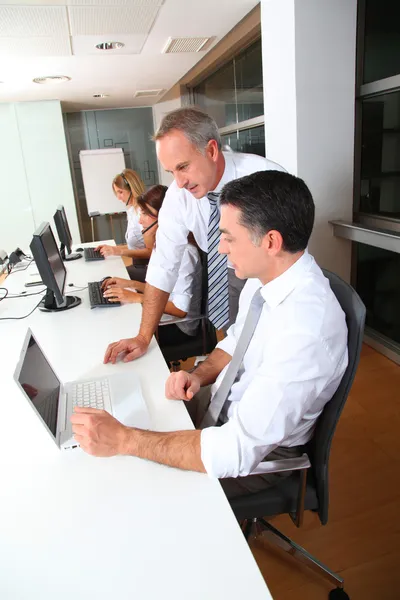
[30,222,81,313]
[53,205,82,262]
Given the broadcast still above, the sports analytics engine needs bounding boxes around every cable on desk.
[7,258,34,276]
[0,295,44,321]
[0,287,9,302]
[5,288,46,299]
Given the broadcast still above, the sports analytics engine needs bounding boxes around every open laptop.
[14,328,150,450]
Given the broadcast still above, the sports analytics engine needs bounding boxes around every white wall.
[261,0,357,281]
[0,100,79,255]
[152,90,182,186]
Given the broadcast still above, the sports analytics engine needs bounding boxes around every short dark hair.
[136,184,168,217]
[220,170,315,253]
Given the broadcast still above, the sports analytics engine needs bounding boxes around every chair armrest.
[158,314,206,327]
[250,453,311,476]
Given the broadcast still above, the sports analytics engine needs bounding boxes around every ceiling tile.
[0,6,69,37]
[68,2,162,36]
[0,36,71,57]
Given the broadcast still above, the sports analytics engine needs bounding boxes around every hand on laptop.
[165,371,200,402]
[104,335,149,364]
[71,407,127,457]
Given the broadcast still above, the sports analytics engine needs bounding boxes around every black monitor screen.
[54,205,72,254]
[30,223,66,303]
[18,334,60,438]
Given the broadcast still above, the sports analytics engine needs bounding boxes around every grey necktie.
[200,288,265,428]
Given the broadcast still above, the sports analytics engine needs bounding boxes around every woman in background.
[102,189,202,345]
[96,171,165,281]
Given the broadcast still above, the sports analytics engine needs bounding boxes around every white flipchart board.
[79,148,126,216]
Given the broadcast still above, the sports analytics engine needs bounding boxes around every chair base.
[242,518,350,600]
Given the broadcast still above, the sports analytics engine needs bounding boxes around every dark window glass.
[194,61,236,128]
[221,125,265,157]
[363,0,400,84]
[194,40,263,128]
[359,91,400,218]
[356,243,400,345]
[235,39,264,122]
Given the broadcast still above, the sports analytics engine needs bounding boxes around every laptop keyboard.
[84,247,104,261]
[88,281,121,308]
[70,379,110,410]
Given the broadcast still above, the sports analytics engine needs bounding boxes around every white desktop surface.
[0,242,272,600]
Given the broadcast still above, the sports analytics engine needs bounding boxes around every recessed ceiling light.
[95,42,124,51]
[93,94,109,98]
[33,76,71,85]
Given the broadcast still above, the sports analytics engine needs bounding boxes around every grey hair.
[153,107,222,153]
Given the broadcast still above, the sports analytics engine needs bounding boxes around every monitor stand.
[39,289,81,312]
[60,244,82,262]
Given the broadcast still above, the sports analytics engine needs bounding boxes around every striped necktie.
[207,192,229,330]
[200,288,265,428]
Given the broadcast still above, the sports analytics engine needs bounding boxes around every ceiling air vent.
[33,76,71,85]
[162,37,211,54]
[134,89,164,98]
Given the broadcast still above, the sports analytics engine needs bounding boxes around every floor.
[245,344,400,600]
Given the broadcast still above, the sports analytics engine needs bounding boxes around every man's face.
[219,204,269,280]
[156,130,219,199]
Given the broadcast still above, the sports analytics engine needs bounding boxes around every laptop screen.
[17,334,61,437]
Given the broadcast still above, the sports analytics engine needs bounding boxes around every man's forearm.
[193,348,232,387]
[121,428,206,473]
[139,284,170,343]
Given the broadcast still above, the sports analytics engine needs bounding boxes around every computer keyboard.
[84,247,104,261]
[88,280,121,308]
[70,379,110,410]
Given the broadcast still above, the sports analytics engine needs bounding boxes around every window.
[221,125,265,157]
[363,0,400,84]
[193,39,264,156]
[194,39,263,129]
[360,91,400,218]
[355,243,400,344]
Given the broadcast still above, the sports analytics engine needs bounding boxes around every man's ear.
[206,140,220,162]
[261,230,284,254]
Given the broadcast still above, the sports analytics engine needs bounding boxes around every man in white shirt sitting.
[71,170,348,498]
[103,107,285,365]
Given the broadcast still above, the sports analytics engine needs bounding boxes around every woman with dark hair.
[102,185,202,344]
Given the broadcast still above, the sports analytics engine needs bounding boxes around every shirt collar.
[212,152,235,194]
[259,251,313,309]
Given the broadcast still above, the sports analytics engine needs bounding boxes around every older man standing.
[104,107,285,364]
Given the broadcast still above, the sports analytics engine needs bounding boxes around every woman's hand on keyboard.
[101,276,130,291]
[103,286,142,304]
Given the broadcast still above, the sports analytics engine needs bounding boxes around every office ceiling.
[0,0,259,112]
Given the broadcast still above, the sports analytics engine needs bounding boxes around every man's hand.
[103,286,142,304]
[104,335,149,364]
[71,407,129,456]
[165,371,201,401]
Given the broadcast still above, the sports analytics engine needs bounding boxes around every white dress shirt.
[146,152,286,293]
[168,244,202,336]
[125,206,145,250]
[200,252,348,479]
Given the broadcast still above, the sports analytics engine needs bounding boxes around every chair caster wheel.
[329,588,350,600]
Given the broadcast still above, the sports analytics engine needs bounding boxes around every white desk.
[0,242,272,600]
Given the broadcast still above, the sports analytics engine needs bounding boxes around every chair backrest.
[307,269,366,525]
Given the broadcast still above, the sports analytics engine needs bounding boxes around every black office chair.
[229,269,366,600]
[158,250,217,368]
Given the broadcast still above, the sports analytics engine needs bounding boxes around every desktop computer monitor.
[53,205,82,261]
[30,222,81,312]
